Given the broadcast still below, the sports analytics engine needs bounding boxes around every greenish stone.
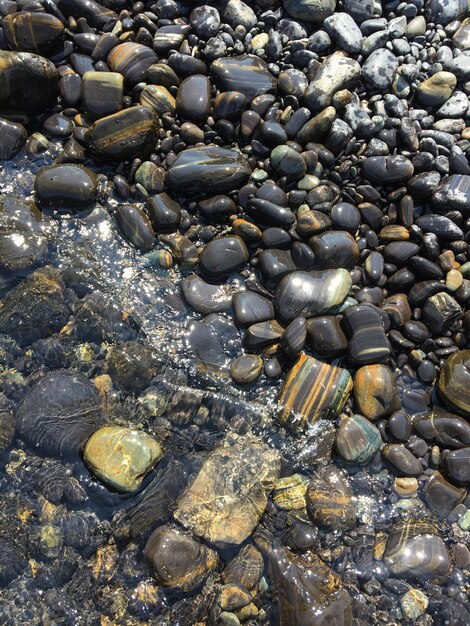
[457,509,470,531]
[271,145,307,180]
[400,589,428,621]
[251,168,268,182]
[84,425,163,492]
[335,414,381,464]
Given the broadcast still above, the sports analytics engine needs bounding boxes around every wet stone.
[278,354,352,431]
[280,317,307,357]
[382,444,423,477]
[414,411,470,449]
[0,117,26,160]
[34,164,98,211]
[15,370,104,458]
[307,469,356,531]
[115,204,155,253]
[362,48,398,90]
[433,473,462,513]
[174,434,280,547]
[144,525,218,592]
[417,71,457,106]
[84,426,163,493]
[223,544,264,590]
[445,448,470,485]
[107,42,157,86]
[432,175,470,212]
[273,474,309,511]
[139,85,175,117]
[230,354,263,385]
[0,50,58,113]
[176,74,211,122]
[342,304,391,365]
[199,236,249,280]
[354,364,400,420]
[383,519,452,581]
[165,146,251,196]
[147,192,181,234]
[363,155,414,184]
[270,145,306,180]
[244,319,284,350]
[306,315,348,358]
[182,275,232,315]
[232,291,274,327]
[269,548,352,626]
[310,231,359,269]
[335,414,381,465]
[80,71,123,121]
[438,350,470,417]
[87,105,158,161]
[210,55,276,101]
[107,341,158,394]
[274,269,352,321]
[0,266,69,347]
[421,291,462,335]
[2,12,65,55]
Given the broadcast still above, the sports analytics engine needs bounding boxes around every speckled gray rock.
[282,0,336,22]
[425,0,470,25]
[432,175,470,211]
[223,0,257,30]
[437,91,469,118]
[362,48,398,90]
[324,12,363,54]
[304,52,361,111]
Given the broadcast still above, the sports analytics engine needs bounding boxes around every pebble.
[304,52,361,111]
[84,426,163,492]
[0,50,58,112]
[230,354,263,385]
[362,48,399,90]
[417,71,457,106]
[0,117,27,160]
[182,275,231,314]
[199,236,249,280]
[34,164,98,211]
[354,364,400,420]
[335,414,381,465]
[278,354,352,430]
[438,350,470,417]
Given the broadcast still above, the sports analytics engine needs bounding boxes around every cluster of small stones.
[2,0,470,624]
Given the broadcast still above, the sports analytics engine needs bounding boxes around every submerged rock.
[15,370,104,458]
[0,266,69,347]
[145,524,218,592]
[438,350,470,417]
[174,434,280,547]
[84,426,163,492]
[269,547,353,626]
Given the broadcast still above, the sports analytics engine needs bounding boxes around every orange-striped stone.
[278,354,352,431]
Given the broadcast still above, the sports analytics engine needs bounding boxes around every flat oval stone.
[282,0,335,22]
[382,444,423,477]
[354,364,400,420]
[417,71,457,106]
[2,12,65,55]
[438,350,470,417]
[182,274,232,314]
[336,414,381,465]
[278,354,352,430]
[230,354,263,385]
[87,105,158,161]
[107,42,157,86]
[15,370,104,458]
[211,55,277,101]
[199,236,249,280]
[0,50,58,113]
[176,74,211,122]
[84,425,163,492]
[34,164,98,211]
[165,146,251,195]
[274,269,352,321]
[115,204,155,252]
[363,156,414,184]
